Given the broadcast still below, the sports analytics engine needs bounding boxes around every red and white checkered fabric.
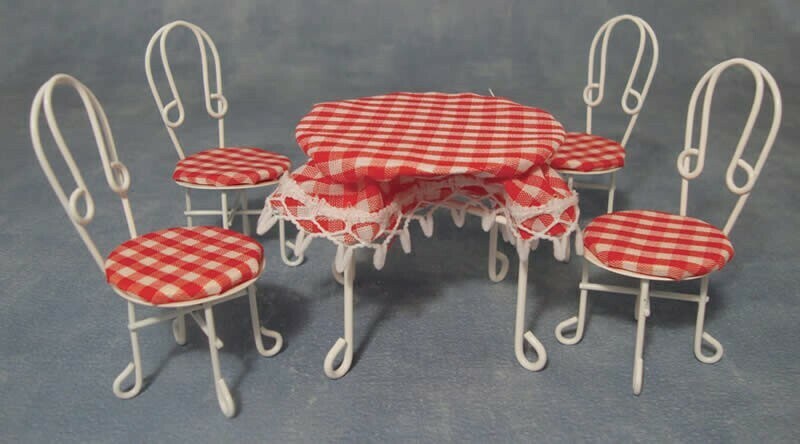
[265,161,578,247]
[500,165,579,239]
[284,163,393,211]
[550,132,625,172]
[105,226,264,305]
[173,147,290,187]
[296,92,565,183]
[583,210,734,280]
[267,163,399,245]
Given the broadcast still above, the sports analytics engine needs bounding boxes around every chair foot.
[215,378,236,418]
[515,331,548,372]
[114,303,144,399]
[555,316,582,345]
[248,286,283,357]
[556,267,589,345]
[323,337,352,379]
[204,305,236,417]
[112,362,143,399]
[632,356,644,395]
[256,327,283,357]
[693,281,723,364]
[695,331,724,364]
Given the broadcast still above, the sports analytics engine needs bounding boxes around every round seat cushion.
[583,210,734,280]
[173,147,290,187]
[550,132,625,172]
[105,226,264,305]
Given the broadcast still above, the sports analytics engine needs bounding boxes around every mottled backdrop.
[1,1,799,442]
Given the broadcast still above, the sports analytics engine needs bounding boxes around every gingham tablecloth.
[296,92,566,183]
[259,92,578,267]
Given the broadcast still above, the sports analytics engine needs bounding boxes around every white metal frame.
[145,20,303,266]
[30,74,285,417]
[485,15,657,280]
[565,14,659,213]
[554,58,782,394]
[322,235,551,378]
[318,191,575,378]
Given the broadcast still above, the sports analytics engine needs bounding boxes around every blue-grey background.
[1,0,799,442]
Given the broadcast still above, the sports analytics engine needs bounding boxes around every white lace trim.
[257,172,580,269]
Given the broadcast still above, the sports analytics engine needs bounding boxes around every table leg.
[324,249,356,379]
[514,249,547,371]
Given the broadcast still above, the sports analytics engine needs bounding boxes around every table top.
[295,92,565,183]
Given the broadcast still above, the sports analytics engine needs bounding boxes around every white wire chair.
[30,73,284,417]
[485,15,658,281]
[553,58,782,395]
[552,14,659,213]
[145,20,304,266]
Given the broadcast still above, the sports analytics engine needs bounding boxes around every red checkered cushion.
[105,226,264,305]
[583,210,734,280]
[550,132,625,172]
[296,92,565,183]
[173,147,290,186]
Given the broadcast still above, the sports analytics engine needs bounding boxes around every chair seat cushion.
[550,132,625,172]
[583,210,734,280]
[173,147,290,187]
[105,226,264,305]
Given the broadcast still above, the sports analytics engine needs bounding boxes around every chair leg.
[279,219,304,266]
[632,279,650,395]
[240,190,251,236]
[324,250,355,379]
[172,311,187,345]
[514,251,547,371]
[555,258,590,345]
[112,302,144,399]
[184,189,193,228]
[606,171,617,213]
[220,191,230,230]
[487,223,509,282]
[693,276,724,364]
[247,285,283,357]
[204,305,236,417]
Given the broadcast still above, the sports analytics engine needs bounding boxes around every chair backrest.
[677,58,782,235]
[145,20,227,159]
[30,74,138,272]
[583,14,659,147]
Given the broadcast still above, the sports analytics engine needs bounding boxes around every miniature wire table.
[258,92,579,377]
